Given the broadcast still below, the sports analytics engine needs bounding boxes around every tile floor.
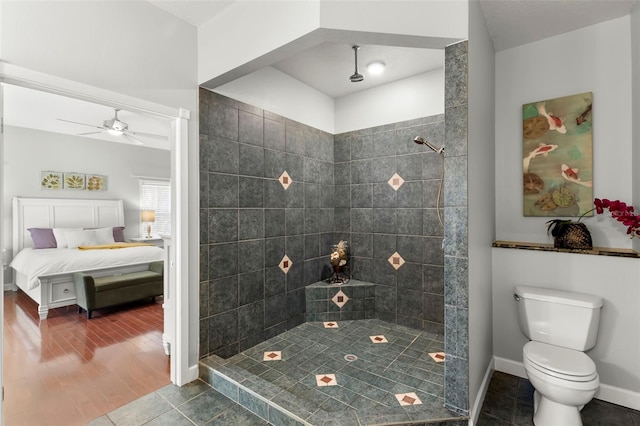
[93,371,640,426]
[200,319,461,425]
[478,371,640,425]
[3,289,169,426]
[93,319,465,426]
[85,317,640,426]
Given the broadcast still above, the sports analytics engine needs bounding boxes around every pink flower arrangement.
[589,198,640,238]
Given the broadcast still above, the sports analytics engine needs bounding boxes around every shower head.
[350,45,364,83]
[414,136,445,154]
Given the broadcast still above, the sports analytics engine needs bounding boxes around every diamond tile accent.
[263,351,282,361]
[369,335,388,343]
[323,322,339,329]
[279,255,292,274]
[395,392,422,406]
[315,374,337,387]
[388,173,405,191]
[278,171,292,190]
[429,352,446,363]
[387,252,405,270]
[331,290,349,308]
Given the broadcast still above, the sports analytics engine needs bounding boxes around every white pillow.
[92,227,116,245]
[64,229,98,249]
[52,228,82,249]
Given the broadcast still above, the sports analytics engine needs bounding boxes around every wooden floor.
[3,290,170,426]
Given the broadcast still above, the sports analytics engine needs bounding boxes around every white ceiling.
[272,43,444,99]
[152,0,637,97]
[4,0,636,147]
[3,84,172,150]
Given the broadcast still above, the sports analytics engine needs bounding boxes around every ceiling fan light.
[107,128,123,136]
[367,61,386,75]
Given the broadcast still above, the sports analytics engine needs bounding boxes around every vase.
[553,222,593,250]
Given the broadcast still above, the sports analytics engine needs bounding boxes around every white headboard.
[13,197,125,252]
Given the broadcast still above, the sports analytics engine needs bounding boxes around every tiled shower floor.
[200,319,467,425]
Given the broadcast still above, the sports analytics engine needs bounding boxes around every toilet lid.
[524,341,597,381]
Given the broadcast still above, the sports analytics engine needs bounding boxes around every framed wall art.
[63,173,86,190]
[86,175,107,191]
[522,92,593,217]
[40,172,63,190]
[40,171,107,191]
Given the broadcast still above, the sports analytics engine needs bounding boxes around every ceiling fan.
[58,109,167,145]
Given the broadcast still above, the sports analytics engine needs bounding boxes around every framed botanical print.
[40,172,63,190]
[64,173,86,190]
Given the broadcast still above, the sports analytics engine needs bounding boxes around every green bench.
[72,261,164,319]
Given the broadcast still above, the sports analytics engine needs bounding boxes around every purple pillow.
[28,228,57,249]
[113,226,125,242]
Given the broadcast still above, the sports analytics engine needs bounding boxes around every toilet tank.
[514,286,603,351]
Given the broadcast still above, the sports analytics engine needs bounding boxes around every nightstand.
[130,236,164,248]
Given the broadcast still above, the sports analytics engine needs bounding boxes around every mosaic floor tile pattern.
[201,319,466,425]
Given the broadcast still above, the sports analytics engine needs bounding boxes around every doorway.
[0,67,192,423]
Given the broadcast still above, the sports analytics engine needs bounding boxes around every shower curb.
[199,356,319,425]
[199,354,469,426]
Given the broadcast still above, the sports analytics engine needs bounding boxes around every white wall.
[493,16,640,409]
[467,0,495,421]
[492,248,640,408]
[495,17,633,249]
[632,5,640,253]
[214,66,335,133]
[215,65,445,135]
[334,69,444,134]
[2,126,170,282]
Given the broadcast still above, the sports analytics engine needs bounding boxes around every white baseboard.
[186,364,199,383]
[597,383,640,411]
[494,356,527,379]
[469,358,495,426]
[494,356,640,410]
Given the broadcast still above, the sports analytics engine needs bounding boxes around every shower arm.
[414,136,445,154]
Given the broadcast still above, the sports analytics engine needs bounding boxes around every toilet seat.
[524,341,597,382]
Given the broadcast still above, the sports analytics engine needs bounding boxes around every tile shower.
[199,41,469,418]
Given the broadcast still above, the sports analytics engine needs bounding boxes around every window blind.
[139,179,171,237]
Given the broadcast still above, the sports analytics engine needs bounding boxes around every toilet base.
[533,390,583,426]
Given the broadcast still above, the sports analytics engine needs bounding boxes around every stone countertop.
[493,240,640,259]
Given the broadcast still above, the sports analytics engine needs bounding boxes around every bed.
[9,197,164,319]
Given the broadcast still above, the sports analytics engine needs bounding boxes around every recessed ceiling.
[146,0,637,98]
[272,42,444,99]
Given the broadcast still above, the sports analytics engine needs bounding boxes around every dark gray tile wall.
[443,40,469,415]
[334,116,446,333]
[199,88,334,358]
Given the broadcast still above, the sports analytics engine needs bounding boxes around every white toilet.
[514,286,603,426]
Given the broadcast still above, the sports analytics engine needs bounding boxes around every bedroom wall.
[2,126,171,285]
[1,0,201,370]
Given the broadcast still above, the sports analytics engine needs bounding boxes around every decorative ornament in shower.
[328,240,349,284]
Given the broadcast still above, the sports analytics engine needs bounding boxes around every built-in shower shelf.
[493,240,640,259]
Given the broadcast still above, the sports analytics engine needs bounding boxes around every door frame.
[0,63,193,389]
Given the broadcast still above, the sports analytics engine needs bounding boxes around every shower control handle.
[513,294,521,302]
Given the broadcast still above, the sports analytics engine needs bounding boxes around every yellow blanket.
[77,242,154,250]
